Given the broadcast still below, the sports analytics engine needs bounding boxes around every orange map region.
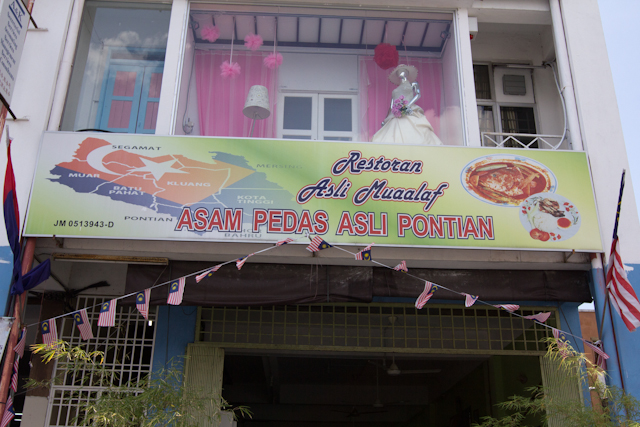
[57,137,255,205]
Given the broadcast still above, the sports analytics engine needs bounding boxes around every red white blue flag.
[73,309,94,340]
[393,261,408,272]
[167,277,186,305]
[463,293,478,307]
[276,238,294,246]
[41,319,57,346]
[307,236,332,252]
[523,312,551,323]
[355,244,374,261]
[196,265,222,283]
[605,170,640,332]
[14,327,26,358]
[98,299,117,327]
[495,304,519,313]
[607,238,640,332]
[236,254,254,270]
[415,281,438,309]
[585,340,610,360]
[136,289,150,319]
[1,395,14,427]
[10,371,17,393]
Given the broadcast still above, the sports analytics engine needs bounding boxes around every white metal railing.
[481,132,566,150]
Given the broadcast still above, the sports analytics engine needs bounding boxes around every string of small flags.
[28,234,608,361]
[0,327,26,427]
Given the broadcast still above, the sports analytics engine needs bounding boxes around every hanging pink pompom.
[244,33,263,51]
[201,25,220,43]
[220,60,241,78]
[264,52,283,69]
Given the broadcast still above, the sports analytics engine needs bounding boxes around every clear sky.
[598,0,640,210]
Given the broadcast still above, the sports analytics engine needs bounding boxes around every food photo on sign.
[22,132,602,252]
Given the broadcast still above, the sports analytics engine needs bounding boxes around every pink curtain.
[195,50,277,138]
[359,57,443,142]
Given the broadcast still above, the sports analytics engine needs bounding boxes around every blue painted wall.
[152,305,198,374]
[0,246,13,315]
[592,261,640,398]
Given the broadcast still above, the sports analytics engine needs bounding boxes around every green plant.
[473,337,640,427]
[27,340,251,427]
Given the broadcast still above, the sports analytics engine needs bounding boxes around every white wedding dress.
[371,81,443,146]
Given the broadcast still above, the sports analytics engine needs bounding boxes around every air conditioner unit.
[493,67,535,104]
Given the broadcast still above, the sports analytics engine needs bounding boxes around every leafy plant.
[27,340,251,427]
[473,337,640,427]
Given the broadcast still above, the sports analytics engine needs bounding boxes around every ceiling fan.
[375,356,441,376]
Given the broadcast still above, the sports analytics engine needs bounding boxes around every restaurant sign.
[24,132,602,251]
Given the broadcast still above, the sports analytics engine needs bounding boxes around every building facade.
[2,0,639,426]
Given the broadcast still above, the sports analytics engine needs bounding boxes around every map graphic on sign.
[48,137,295,219]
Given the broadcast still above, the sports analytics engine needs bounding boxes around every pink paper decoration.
[201,25,220,43]
[220,60,241,78]
[244,33,263,51]
[264,52,283,69]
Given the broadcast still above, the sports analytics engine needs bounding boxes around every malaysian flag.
[607,238,640,332]
[167,277,186,305]
[585,340,610,360]
[0,396,14,427]
[393,261,408,273]
[552,328,570,358]
[495,304,519,313]
[463,293,478,307]
[14,327,26,358]
[236,254,254,270]
[195,265,222,283]
[355,244,374,261]
[73,309,94,340]
[10,358,18,392]
[10,371,17,393]
[523,312,551,323]
[136,289,150,319]
[97,299,117,327]
[41,319,57,346]
[276,238,294,246]
[606,170,640,332]
[307,236,332,252]
[415,281,438,309]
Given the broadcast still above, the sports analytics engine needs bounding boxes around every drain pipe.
[47,0,84,131]
[549,0,584,151]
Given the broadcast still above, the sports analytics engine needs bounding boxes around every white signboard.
[0,0,29,105]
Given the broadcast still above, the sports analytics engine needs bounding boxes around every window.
[177,7,463,145]
[60,2,171,133]
[279,93,357,141]
[473,64,538,148]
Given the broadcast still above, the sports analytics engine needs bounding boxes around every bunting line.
[27,234,606,360]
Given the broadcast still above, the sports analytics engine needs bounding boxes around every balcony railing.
[481,132,566,150]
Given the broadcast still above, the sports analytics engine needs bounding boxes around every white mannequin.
[372,64,443,146]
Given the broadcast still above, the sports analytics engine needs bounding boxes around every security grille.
[197,304,557,355]
[46,296,156,427]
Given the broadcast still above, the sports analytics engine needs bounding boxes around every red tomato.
[530,229,542,240]
[539,232,550,241]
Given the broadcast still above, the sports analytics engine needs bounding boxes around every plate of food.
[519,193,580,242]
[461,155,557,206]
